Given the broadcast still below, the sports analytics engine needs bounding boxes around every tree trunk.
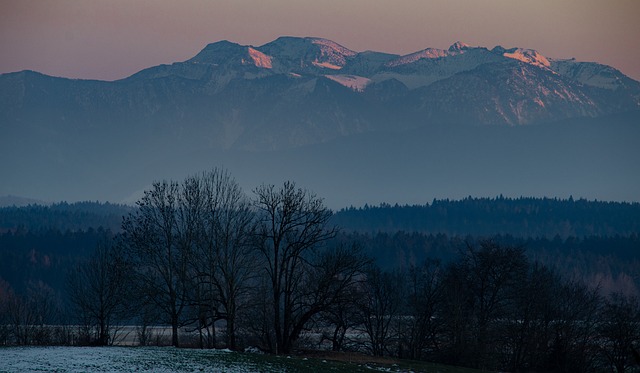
[172,314,179,347]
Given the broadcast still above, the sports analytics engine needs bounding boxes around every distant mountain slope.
[2,37,638,150]
[1,37,639,205]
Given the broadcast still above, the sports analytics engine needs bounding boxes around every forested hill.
[332,197,640,238]
[0,202,133,233]
[3,197,640,238]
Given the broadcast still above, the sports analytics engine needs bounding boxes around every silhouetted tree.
[122,180,192,347]
[399,259,443,360]
[357,266,404,357]
[67,239,130,345]
[548,279,601,373]
[439,240,528,368]
[597,293,640,373]
[253,181,338,354]
[6,281,58,345]
[504,262,559,371]
[192,169,257,350]
[304,243,370,350]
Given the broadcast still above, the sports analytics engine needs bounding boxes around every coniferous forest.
[1,170,640,372]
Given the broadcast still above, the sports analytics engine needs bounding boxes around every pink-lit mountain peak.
[492,46,551,69]
[308,37,357,58]
[384,41,475,67]
[254,36,358,71]
[504,48,550,68]
[448,41,471,52]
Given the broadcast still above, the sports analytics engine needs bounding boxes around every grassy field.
[0,346,486,372]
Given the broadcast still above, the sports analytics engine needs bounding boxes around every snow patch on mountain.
[247,47,272,68]
[312,60,342,70]
[324,74,371,91]
[550,59,636,90]
[385,48,452,67]
[384,42,474,68]
[370,72,441,90]
[309,38,357,69]
[502,48,550,69]
[310,38,357,57]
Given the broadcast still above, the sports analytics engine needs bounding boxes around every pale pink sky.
[1,0,639,81]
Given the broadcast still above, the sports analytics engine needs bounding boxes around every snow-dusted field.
[0,345,479,372]
[0,346,267,373]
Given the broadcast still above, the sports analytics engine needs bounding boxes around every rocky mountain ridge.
[2,37,638,151]
[1,36,639,206]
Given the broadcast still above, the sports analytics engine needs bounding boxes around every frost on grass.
[0,346,261,373]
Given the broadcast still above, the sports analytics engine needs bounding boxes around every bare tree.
[504,262,558,371]
[6,281,58,345]
[67,239,129,346]
[296,243,370,351]
[399,259,443,360]
[438,240,528,368]
[462,241,528,368]
[356,266,404,357]
[122,180,192,347]
[192,168,257,350]
[316,250,368,352]
[253,181,339,354]
[548,279,601,373]
[597,293,640,373]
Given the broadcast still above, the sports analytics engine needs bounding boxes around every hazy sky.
[1,0,639,81]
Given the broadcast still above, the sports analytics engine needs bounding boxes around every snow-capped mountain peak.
[384,48,450,67]
[448,41,471,52]
[308,37,356,69]
[498,47,551,69]
[188,40,246,65]
[256,36,357,72]
[309,38,357,57]
[384,41,476,68]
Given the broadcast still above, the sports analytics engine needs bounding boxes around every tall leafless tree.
[547,279,601,372]
[504,262,558,371]
[356,266,404,357]
[67,239,129,345]
[6,281,58,345]
[399,259,443,360]
[462,241,528,368]
[192,168,257,350]
[438,240,528,368]
[253,181,341,354]
[597,293,640,373]
[122,180,192,347]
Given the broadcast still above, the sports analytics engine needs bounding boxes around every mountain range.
[1,37,639,207]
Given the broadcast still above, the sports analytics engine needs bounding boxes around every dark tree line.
[333,197,640,238]
[336,231,640,297]
[335,241,640,372]
[0,227,109,297]
[4,196,640,239]
[0,202,131,233]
